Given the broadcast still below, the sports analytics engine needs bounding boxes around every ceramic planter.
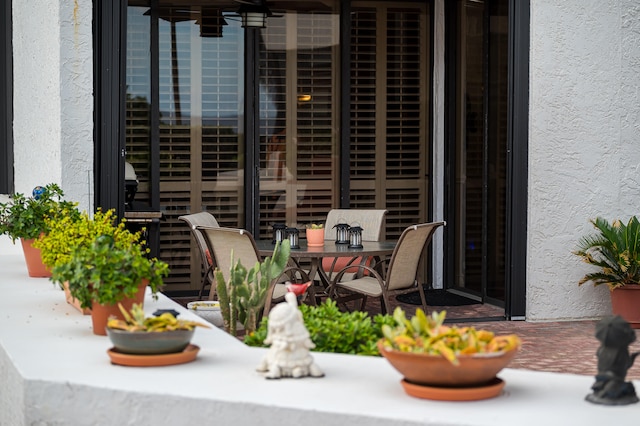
[62,281,91,315]
[90,281,148,336]
[377,340,518,401]
[20,238,51,278]
[106,328,194,355]
[305,228,325,247]
[610,285,640,329]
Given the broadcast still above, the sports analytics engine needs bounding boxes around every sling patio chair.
[196,225,310,317]
[178,212,220,300]
[327,221,446,314]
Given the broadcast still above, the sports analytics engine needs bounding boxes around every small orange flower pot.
[306,228,325,247]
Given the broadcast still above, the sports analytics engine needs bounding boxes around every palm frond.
[574,216,640,289]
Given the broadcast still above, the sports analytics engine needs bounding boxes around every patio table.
[256,240,396,305]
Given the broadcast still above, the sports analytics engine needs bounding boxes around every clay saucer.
[107,344,200,367]
[400,377,505,401]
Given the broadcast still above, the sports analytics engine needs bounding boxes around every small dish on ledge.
[107,344,200,367]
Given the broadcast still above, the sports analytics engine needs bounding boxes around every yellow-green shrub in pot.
[34,209,139,314]
[574,216,640,328]
[51,235,168,335]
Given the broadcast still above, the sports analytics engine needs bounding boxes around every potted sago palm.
[574,216,640,328]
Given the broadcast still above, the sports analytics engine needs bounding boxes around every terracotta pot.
[377,340,518,387]
[20,238,51,278]
[90,281,148,336]
[62,281,91,315]
[610,285,640,329]
[306,228,325,247]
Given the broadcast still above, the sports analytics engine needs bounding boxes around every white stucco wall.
[528,1,640,320]
[12,1,93,212]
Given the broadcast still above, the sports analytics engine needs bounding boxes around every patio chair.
[321,209,388,280]
[178,212,220,300]
[196,226,309,317]
[327,221,446,314]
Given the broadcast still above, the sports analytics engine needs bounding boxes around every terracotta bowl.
[377,340,518,387]
[107,328,194,355]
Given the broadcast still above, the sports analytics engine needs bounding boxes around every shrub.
[244,299,395,356]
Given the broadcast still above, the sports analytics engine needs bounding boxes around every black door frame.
[444,0,528,320]
[1,0,13,194]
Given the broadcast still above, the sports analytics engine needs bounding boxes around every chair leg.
[358,295,368,311]
[198,277,208,300]
[417,284,429,314]
[379,296,387,315]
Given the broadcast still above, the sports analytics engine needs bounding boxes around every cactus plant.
[215,240,291,336]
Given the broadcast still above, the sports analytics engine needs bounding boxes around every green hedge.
[244,299,394,356]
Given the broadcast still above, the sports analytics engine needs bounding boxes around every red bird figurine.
[285,281,311,297]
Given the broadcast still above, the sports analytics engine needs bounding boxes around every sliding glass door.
[124,1,432,294]
[126,3,245,288]
[450,0,508,304]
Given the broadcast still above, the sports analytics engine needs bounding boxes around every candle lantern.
[334,223,350,244]
[272,223,287,244]
[286,227,300,249]
[348,226,363,249]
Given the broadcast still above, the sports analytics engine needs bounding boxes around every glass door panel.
[351,2,430,240]
[258,3,339,240]
[452,0,507,304]
[126,2,244,291]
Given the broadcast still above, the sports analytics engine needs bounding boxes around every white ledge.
[0,236,637,426]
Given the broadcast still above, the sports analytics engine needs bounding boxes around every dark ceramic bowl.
[106,328,195,355]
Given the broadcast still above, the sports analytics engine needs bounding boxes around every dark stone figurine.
[586,315,640,405]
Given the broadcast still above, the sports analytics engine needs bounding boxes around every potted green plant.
[377,308,520,401]
[0,183,79,277]
[51,234,169,335]
[106,304,209,356]
[33,208,140,312]
[574,216,640,328]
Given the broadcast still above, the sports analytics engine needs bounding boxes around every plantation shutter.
[350,3,430,240]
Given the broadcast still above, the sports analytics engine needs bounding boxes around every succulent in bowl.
[378,308,520,387]
[106,304,209,355]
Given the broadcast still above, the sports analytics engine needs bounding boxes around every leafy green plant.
[51,235,169,309]
[574,216,640,290]
[215,240,290,336]
[33,209,140,283]
[0,183,79,242]
[244,299,395,356]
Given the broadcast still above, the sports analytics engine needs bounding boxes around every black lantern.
[237,2,271,28]
[272,223,287,244]
[334,223,350,244]
[348,226,363,249]
[286,227,300,249]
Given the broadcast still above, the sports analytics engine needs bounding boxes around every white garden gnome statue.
[256,292,324,379]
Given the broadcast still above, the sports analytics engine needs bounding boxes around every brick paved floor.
[172,293,640,381]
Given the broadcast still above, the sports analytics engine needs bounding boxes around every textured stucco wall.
[12,1,93,212]
[528,1,640,320]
